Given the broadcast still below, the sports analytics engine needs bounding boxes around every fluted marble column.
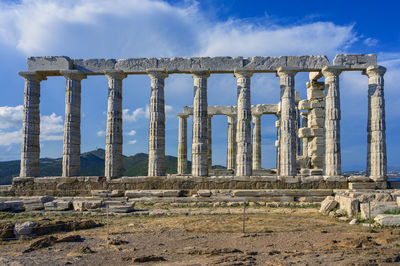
[191,71,210,176]
[19,71,46,177]
[322,66,342,177]
[207,115,213,170]
[104,70,127,180]
[252,114,262,170]
[365,66,387,181]
[277,68,297,176]
[226,115,236,171]
[275,115,281,174]
[235,70,253,176]
[61,70,86,177]
[177,114,188,174]
[147,70,168,177]
[300,112,309,157]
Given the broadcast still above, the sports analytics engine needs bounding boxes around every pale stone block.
[298,100,310,110]
[298,128,323,138]
[115,58,157,73]
[72,200,103,211]
[360,202,398,219]
[27,56,72,71]
[333,54,377,69]
[319,196,338,214]
[14,221,35,236]
[349,182,376,190]
[107,201,135,213]
[374,214,400,226]
[347,176,370,182]
[197,190,212,197]
[336,195,359,217]
[73,59,116,73]
[157,57,191,72]
[44,200,72,211]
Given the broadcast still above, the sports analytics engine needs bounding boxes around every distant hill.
[0,149,195,185]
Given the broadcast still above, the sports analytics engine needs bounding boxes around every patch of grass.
[383,208,400,215]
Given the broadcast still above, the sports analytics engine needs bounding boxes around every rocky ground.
[0,205,399,265]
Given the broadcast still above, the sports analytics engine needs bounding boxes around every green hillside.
[0,149,195,185]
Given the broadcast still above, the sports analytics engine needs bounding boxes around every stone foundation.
[7,175,358,197]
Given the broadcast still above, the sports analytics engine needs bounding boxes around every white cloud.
[363,37,378,47]
[0,105,23,129]
[97,130,105,136]
[0,106,64,145]
[0,0,358,59]
[126,130,136,136]
[128,139,137,144]
[123,105,173,122]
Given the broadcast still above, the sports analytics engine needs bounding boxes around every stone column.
[19,71,46,177]
[61,70,86,177]
[277,68,297,177]
[104,70,127,180]
[275,115,281,174]
[177,114,188,175]
[365,66,387,181]
[191,71,210,176]
[226,115,236,171]
[207,115,213,171]
[252,114,262,170]
[322,66,342,177]
[300,112,309,158]
[147,70,168,177]
[234,70,253,176]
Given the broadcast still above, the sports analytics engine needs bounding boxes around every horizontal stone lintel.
[182,104,279,116]
[25,55,376,75]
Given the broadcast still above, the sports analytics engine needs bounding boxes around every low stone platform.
[5,175,361,197]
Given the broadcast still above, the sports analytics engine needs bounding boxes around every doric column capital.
[104,70,127,80]
[191,70,210,78]
[252,113,262,119]
[19,71,47,81]
[321,66,342,78]
[364,65,386,78]
[177,113,189,119]
[276,67,298,78]
[234,69,253,79]
[147,69,168,79]
[60,70,86,80]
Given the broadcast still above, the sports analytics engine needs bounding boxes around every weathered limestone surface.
[333,54,377,69]
[319,196,338,214]
[61,70,86,177]
[335,195,359,217]
[277,68,297,177]
[252,114,262,170]
[182,104,278,116]
[177,114,188,174]
[19,71,45,177]
[147,70,168,177]
[322,66,342,177]
[27,56,72,71]
[207,115,213,170]
[226,115,236,171]
[365,66,387,181]
[235,70,253,176]
[73,59,116,73]
[191,71,210,176]
[374,214,400,226]
[105,70,126,180]
[360,202,398,219]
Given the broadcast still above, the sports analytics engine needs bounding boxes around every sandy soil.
[0,207,399,265]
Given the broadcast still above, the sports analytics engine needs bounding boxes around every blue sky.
[0,0,399,171]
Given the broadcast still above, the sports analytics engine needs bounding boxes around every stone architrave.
[191,71,210,176]
[322,66,342,177]
[61,70,86,177]
[226,115,236,171]
[147,70,168,177]
[365,66,387,181]
[19,71,46,177]
[277,68,297,176]
[252,114,262,170]
[177,114,189,174]
[234,70,253,176]
[207,115,213,170]
[104,70,127,180]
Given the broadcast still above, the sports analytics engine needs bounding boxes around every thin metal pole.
[243,200,246,234]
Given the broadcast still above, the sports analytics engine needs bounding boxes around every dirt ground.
[0,206,399,265]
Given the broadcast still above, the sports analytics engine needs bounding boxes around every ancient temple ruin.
[15,54,387,194]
